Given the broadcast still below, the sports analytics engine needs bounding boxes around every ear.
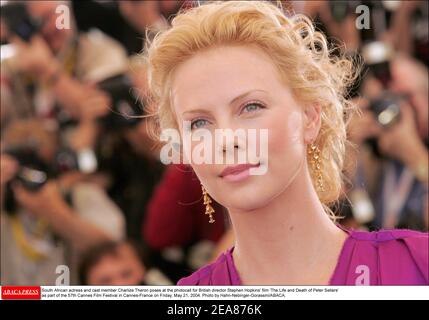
[302,103,321,144]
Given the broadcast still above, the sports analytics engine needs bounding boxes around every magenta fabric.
[177,228,428,285]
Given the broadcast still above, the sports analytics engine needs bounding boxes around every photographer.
[346,54,428,231]
[0,119,125,285]
[0,1,128,130]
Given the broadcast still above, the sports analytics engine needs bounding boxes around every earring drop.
[308,142,325,192]
[201,184,215,223]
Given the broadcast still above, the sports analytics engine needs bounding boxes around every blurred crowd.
[0,0,428,286]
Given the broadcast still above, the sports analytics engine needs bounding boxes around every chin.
[229,190,279,212]
[213,176,276,212]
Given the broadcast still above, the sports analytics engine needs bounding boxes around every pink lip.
[219,163,260,182]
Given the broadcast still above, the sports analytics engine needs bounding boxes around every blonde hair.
[143,1,360,219]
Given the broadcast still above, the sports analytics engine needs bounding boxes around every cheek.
[267,110,303,157]
[189,163,213,185]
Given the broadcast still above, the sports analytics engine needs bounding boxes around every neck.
[229,164,347,285]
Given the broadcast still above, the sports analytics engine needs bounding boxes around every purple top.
[177,228,428,285]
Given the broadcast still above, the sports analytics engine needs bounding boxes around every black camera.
[96,74,145,130]
[3,145,50,213]
[3,144,97,213]
[4,144,97,191]
[365,92,403,159]
[1,2,41,42]
[369,91,402,129]
[4,145,51,192]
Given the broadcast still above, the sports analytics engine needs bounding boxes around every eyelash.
[190,119,209,130]
[241,101,265,114]
[190,101,266,130]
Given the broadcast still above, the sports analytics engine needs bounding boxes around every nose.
[210,113,249,162]
[216,128,247,164]
[222,142,239,153]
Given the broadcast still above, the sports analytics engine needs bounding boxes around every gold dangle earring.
[201,184,215,223]
[307,142,325,192]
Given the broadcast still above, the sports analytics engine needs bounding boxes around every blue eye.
[191,119,209,130]
[242,102,264,113]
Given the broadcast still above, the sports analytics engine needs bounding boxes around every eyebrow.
[181,89,268,116]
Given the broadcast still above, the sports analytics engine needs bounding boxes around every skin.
[171,45,348,285]
[12,179,111,252]
[86,243,145,286]
[27,1,72,54]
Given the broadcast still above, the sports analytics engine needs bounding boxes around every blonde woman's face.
[171,45,318,212]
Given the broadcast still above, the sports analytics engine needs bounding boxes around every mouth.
[219,163,260,182]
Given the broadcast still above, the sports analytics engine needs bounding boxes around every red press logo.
[1,286,41,300]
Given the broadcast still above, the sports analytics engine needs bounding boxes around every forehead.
[171,45,282,111]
